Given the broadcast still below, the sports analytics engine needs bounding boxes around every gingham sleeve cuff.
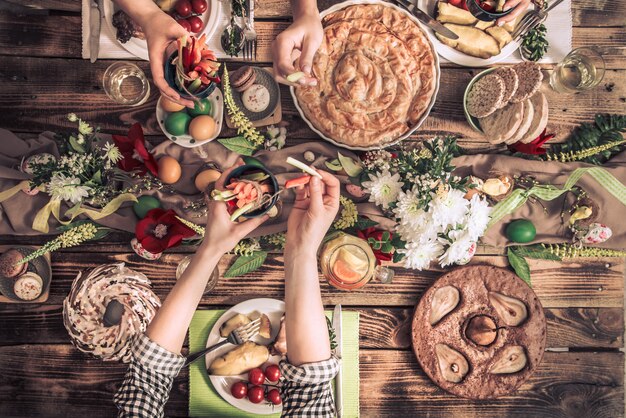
[132,333,185,378]
[280,355,340,385]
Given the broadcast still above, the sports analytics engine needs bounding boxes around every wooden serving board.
[0,245,51,304]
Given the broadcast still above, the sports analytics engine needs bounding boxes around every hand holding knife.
[332,304,343,418]
[395,0,459,40]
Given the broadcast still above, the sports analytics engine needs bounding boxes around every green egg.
[242,156,265,168]
[188,98,213,117]
[165,111,192,136]
[505,219,537,243]
[133,195,162,219]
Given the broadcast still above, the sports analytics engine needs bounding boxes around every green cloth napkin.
[189,309,360,417]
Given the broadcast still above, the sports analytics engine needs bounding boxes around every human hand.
[199,165,269,255]
[141,10,195,108]
[286,170,340,254]
[497,0,531,25]
[272,11,323,87]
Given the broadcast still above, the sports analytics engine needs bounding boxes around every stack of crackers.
[467,62,548,145]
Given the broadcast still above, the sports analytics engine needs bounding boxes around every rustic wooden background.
[0,0,625,417]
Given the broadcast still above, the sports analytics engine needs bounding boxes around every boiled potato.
[502,17,518,33]
[436,24,501,59]
[486,27,513,49]
[475,20,495,30]
[219,314,251,338]
[436,2,477,25]
[208,342,270,376]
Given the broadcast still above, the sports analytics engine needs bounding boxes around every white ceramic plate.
[102,0,220,61]
[156,87,223,148]
[416,0,531,67]
[205,298,285,415]
[290,0,440,151]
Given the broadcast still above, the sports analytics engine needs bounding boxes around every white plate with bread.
[464,63,549,145]
[418,0,532,66]
[204,298,284,415]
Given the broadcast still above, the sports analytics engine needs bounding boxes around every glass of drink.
[319,233,377,291]
[102,61,151,106]
[176,255,219,295]
[549,47,605,94]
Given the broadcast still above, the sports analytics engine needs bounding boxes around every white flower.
[67,113,78,122]
[104,143,123,165]
[78,120,93,135]
[466,194,492,241]
[429,188,469,230]
[362,170,404,210]
[76,134,85,145]
[439,229,475,267]
[399,240,444,270]
[393,188,440,243]
[47,173,91,204]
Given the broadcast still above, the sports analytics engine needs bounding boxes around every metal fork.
[512,0,566,40]
[183,317,261,367]
[242,0,257,60]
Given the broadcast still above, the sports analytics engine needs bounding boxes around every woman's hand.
[497,0,531,25]
[272,9,323,87]
[199,166,269,255]
[286,170,340,254]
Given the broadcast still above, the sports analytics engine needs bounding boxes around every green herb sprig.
[521,24,549,62]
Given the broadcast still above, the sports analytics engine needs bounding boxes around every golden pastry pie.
[295,4,438,148]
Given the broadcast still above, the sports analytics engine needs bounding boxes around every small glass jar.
[176,255,219,295]
[319,233,377,291]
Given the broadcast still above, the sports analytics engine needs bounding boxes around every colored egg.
[133,195,162,219]
[158,156,182,184]
[505,219,536,243]
[194,169,222,192]
[160,95,185,112]
[165,111,192,136]
[188,98,213,117]
[188,115,216,141]
[242,156,265,168]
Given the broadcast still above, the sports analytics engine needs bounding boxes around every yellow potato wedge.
[436,24,501,59]
[502,17,518,33]
[219,313,251,338]
[475,20,495,30]
[486,26,513,49]
[436,2,477,25]
[208,341,270,376]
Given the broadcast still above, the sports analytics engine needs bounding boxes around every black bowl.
[224,165,279,219]
[466,0,514,21]
[164,51,216,100]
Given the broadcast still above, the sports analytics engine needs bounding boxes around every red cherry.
[247,385,264,404]
[187,16,204,33]
[191,0,208,14]
[230,382,247,399]
[175,0,192,17]
[266,389,282,405]
[177,18,191,32]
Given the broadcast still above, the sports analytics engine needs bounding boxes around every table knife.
[332,304,343,418]
[395,0,459,40]
[89,0,101,63]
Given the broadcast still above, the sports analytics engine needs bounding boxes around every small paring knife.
[396,0,459,40]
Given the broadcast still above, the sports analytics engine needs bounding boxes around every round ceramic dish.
[223,165,279,218]
[156,88,224,148]
[232,67,281,122]
[466,0,514,21]
[0,246,51,302]
[290,0,440,151]
[463,67,497,134]
[164,51,218,100]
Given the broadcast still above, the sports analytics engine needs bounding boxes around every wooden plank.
[3,0,80,12]
[0,57,624,149]
[0,345,621,418]
[0,251,620,308]
[0,305,621,349]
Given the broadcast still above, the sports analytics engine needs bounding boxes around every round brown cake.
[294,2,438,149]
[412,265,546,399]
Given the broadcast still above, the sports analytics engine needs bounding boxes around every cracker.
[510,62,543,103]
[493,66,519,107]
[467,73,506,118]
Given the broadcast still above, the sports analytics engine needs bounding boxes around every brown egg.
[158,156,182,184]
[189,115,216,141]
[194,169,222,192]
[160,95,185,112]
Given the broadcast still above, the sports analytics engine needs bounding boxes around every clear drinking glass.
[549,47,605,94]
[176,255,219,295]
[102,61,151,106]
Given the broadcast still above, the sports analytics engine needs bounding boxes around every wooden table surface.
[0,1,625,417]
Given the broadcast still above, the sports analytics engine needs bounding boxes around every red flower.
[135,208,196,254]
[508,129,555,155]
[112,123,159,176]
[357,227,394,264]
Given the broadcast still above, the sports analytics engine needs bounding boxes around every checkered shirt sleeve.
[113,333,185,418]
[279,355,341,418]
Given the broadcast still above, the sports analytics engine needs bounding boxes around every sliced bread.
[479,101,524,144]
[521,92,549,143]
[493,66,519,107]
[510,62,543,103]
[506,99,535,144]
[467,73,506,118]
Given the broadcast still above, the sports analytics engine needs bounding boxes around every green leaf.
[353,217,378,230]
[224,251,268,277]
[218,136,259,156]
[511,245,562,261]
[382,231,391,241]
[392,250,405,263]
[92,170,102,185]
[507,248,532,287]
[69,136,86,153]
[381,242,393,253]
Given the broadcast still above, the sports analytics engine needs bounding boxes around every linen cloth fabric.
[0,129,625,250]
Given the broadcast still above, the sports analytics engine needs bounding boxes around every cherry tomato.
[264,365,281,383]
[461,0,469,10]
[248,368,265,385]
[175,0,192,17]
[187,16,204,33]
[177,18,191,32]
[247,385,265,404]
[191,0,208,14]
[230,382,248,399]
[266,389,282,405]
[480,1,495,11]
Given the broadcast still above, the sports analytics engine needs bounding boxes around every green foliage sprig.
[521,24,549,62]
